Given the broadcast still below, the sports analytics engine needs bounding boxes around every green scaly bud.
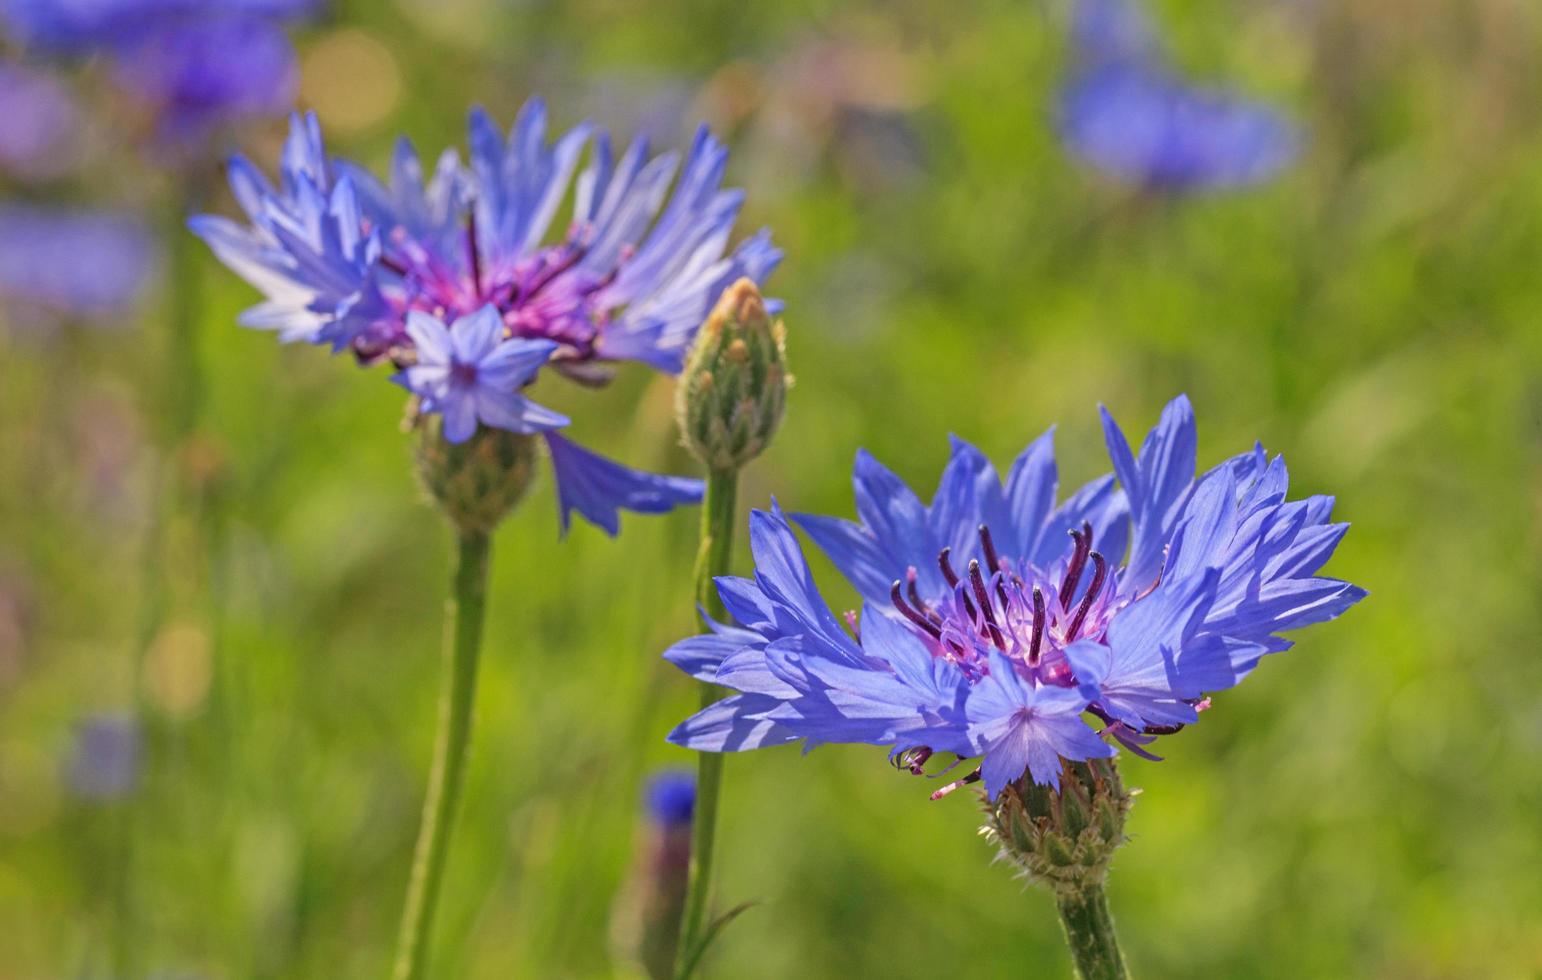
[676,278,789,472]
[981,757,1134,898]
[410,405,538,534]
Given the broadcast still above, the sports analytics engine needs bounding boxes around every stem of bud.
[675,468,738,979]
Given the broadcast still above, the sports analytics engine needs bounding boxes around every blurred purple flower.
[1058,0,1301,192]
[0,204,157,323]
[191,100,780,535]
[65,713,142,801]
[0,61,82,179]
[612,769,695,978]
[0,0,315,50]
[108,14,300,144]
[644,770,696,829]
[0,0,314,143]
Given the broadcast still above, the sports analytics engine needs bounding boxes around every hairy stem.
[1055,885,1130,980]
[392,530,491,980]
[674,469,738,979]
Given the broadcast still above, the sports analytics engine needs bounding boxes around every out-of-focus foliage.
[1,0,1539,978]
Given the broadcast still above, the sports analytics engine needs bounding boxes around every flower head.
[0,0,315,50]
[192,100,779,534]
[664,396,1364,798]
[0,0,312,144]
[393,306,567,444]
[644,770,697,829]
[1058,0,1300,192]
[611,769,696,978]
[108,13,301,144]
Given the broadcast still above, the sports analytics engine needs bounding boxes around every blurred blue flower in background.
[665,396,1364,797]
[0,60,83,178]
[107,13,302,144]
[0,204,157,325]
[0,0,316,51]
[1058,0,1301,191]
[191,99,779,534]
[0,0,314,144]
[611,770,696,978]
[645,770,696,829]
[64,712,142,801]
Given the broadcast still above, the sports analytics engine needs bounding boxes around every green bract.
[413,410,538,534]
[982,757,1133,897]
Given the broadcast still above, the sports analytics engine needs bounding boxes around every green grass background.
[2,0,1540,976]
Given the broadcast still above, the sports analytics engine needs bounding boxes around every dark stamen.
[891,581,942,640]
[968,560,1006,650]
[467,211,483,299]
[978,524,1002,573]
[1142,722,1186,736]
[1029,587,1046,665]
[1086,703,1115,726]
[1065,552,1108,641]
[379,255,410,277]
[905,567,926,613]
[1058,521,1093,611]
[937,547,960,588]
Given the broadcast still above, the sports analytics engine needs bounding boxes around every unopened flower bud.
[981,757,1132,897]
[411,406,538,534]
[676,278,789,472]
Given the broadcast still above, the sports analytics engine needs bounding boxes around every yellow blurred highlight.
[142,621,212,719]
[301,29,403,135]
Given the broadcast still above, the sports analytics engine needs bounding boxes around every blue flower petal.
[544,433,702,536]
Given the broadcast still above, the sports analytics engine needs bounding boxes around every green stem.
[674,469,739,979]
[392,530,491,980]
[1055,885,1129,980]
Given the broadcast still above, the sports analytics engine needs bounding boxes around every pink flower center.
[888,522,1120,685]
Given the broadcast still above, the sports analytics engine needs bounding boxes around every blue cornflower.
[0,0,315,49]
[392,306,568,444]
[64,713,142,802]
[1058,0,1300,191]
[0,204,157,324]
[664,396,1364,797]
[0,0,313,143]
[644,770,697,829]
[107,13,301,144]
[191,99,780,534]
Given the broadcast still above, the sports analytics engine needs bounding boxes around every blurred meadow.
[2,0,1541,977]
